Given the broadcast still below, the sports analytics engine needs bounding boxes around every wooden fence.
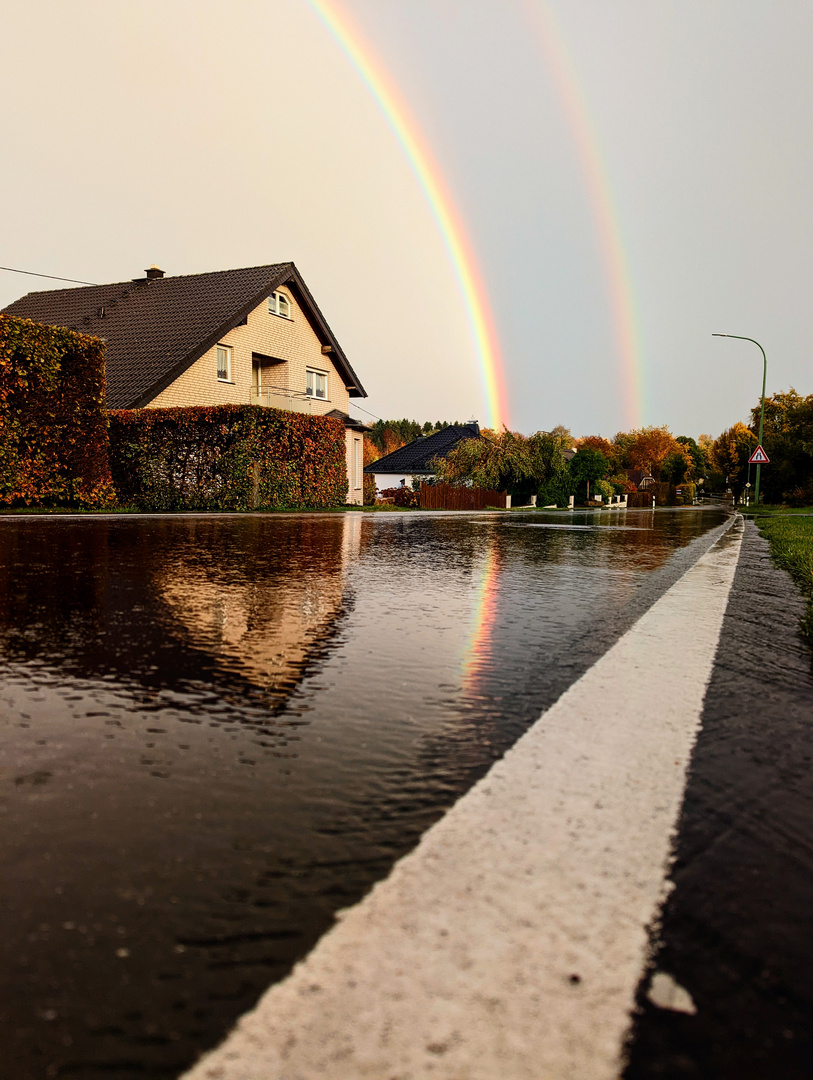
[419,482,508,510]
[626,491,655,508]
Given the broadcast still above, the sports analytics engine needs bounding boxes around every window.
[306,368,327,399]
[353,438,361,489]
[216,344,232,382]
[268,291,291,318]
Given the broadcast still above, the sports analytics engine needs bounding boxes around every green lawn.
[746,507,813,643]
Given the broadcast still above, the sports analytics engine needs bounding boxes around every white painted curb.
[182,517,743,1080]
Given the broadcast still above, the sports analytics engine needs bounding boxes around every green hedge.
[108,405,348,510]
[0,315,115,507]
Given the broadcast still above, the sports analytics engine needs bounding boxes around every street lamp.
[712,334,767,505]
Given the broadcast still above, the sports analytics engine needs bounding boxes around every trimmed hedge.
[0,315,115,507]
[108,405,348,510]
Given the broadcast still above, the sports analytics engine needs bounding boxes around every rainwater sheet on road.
[0,507,765,1078]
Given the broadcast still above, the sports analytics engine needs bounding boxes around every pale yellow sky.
[3,0,813,437]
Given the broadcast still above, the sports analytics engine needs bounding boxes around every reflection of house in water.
[156,515,361,698]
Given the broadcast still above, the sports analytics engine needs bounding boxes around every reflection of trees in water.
[357,513,482,571]
[495,517,667,573]
[0,516,357,707]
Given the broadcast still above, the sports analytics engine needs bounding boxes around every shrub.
[108,405,347,510]
[538,473,573,507]
[377,486,420,507]
[0,315,115,508]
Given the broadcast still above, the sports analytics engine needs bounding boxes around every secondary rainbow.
[306,0,510,431]
[524,0,645,428]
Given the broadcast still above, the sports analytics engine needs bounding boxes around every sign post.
[748,444,769,504]
[713,334,768,504]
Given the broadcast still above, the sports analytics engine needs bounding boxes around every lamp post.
[712,334,767,505]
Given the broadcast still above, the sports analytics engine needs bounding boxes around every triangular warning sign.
[748,444,770,464]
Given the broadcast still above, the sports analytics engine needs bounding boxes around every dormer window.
[268,291,291,318]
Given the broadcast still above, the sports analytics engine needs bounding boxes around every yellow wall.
[149,284,350,416]
[345,430,363,505]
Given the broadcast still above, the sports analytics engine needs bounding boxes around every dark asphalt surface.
[624,520,813,1079]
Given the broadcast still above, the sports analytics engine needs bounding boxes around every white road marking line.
[183,517,743,1080]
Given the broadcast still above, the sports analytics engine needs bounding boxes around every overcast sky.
[2,0,811,438]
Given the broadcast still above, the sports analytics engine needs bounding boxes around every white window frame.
[216,344,233,383]
[268,291,292,319]
[306,368,328,400]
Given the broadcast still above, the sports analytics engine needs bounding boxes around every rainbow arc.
[306,0,510,432]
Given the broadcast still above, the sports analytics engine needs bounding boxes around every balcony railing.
[250,388,316,414]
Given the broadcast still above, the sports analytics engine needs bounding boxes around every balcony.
[250,388,316,414]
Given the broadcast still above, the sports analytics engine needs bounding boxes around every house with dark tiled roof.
[365,423,480,493]
[3,263,370,503]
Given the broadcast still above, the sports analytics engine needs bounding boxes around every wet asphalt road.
[624,520,813,1079]
[1,510,811,1078]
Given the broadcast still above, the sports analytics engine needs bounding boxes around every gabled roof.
[365,423,480,475]
[2,263,367,409]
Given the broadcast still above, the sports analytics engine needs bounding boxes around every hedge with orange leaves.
[108,404,348,510]
[0,315,115,507]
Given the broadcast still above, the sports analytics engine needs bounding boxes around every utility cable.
[0,266,99,286]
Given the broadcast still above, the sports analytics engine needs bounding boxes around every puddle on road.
[0,509,726,1079]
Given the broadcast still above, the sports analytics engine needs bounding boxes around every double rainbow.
[306,0,510,432]
[307,1,644,433]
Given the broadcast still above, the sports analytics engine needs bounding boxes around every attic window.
[268,291,291,318]
[306,368,327,400]
[216,344,232,382]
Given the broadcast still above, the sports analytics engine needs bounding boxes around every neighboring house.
[365,422,480,493]
[2,263,369,504]
[624,469,655,490]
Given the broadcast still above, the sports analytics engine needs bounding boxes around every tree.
[367,418,465,457]
[711,422,757,497]
[434,427,571,500]
[529,428,573,505]
[577,434,617,470]
[569,447,609,501]
[676,435,707,478]
[611,430,637,470]
[434,429,535,492]
[660,452,689,485]
[626,426,680,478]
[749,388,813,503]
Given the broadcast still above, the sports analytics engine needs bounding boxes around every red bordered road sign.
[748,444,770,465]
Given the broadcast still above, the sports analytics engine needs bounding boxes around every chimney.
[145,265,165,280]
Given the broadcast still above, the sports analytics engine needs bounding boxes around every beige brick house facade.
[150,285,350,416]
[3,263,369,504]
[149,284,365,504]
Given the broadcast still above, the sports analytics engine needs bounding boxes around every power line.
[0,266,99,286]
[349,401,383,421]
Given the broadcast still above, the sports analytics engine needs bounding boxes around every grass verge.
[746,508,813,643]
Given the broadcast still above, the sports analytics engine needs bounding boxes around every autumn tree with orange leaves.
[624,426,686,479]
